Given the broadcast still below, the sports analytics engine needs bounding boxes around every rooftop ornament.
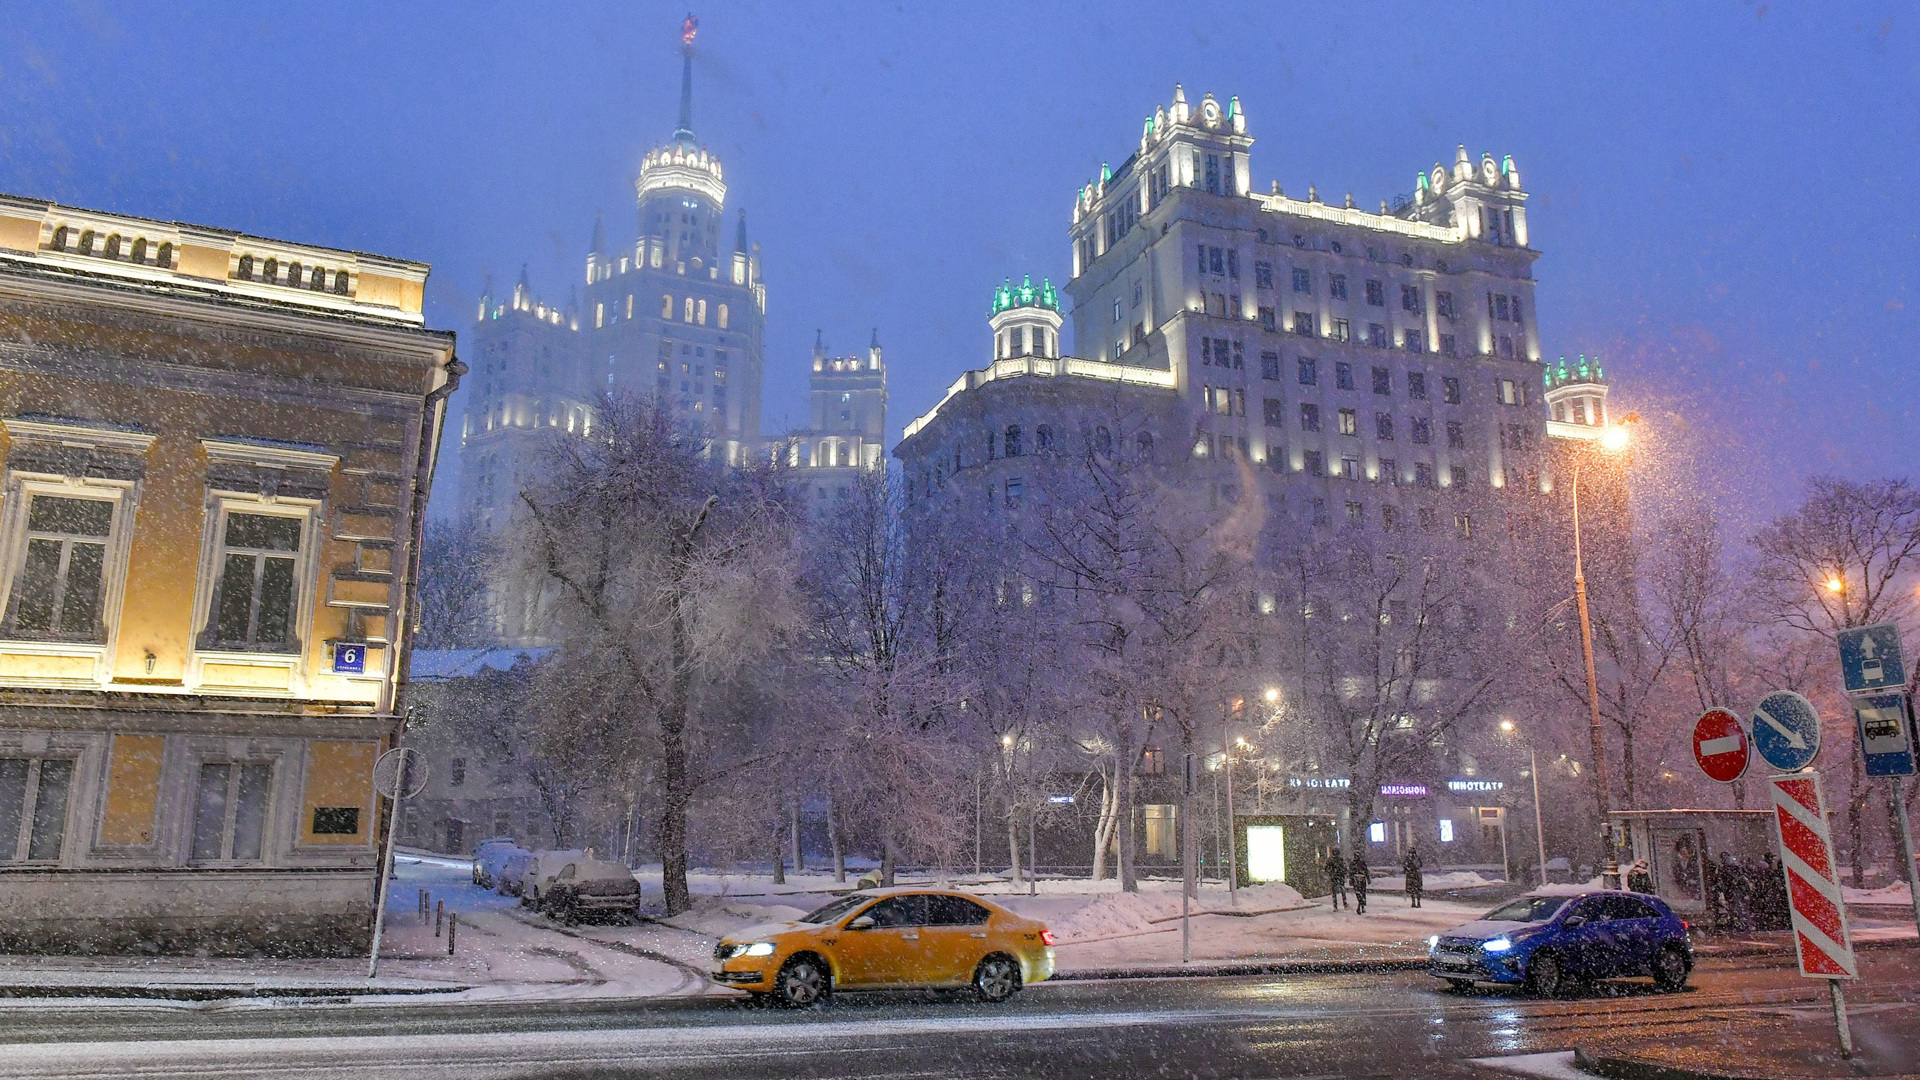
[990,274,1061,316]
[1544,354,1607,389]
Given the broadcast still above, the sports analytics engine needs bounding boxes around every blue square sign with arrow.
[1837,623,1906,694]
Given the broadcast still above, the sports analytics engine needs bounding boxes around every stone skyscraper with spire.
[458,14,768,554]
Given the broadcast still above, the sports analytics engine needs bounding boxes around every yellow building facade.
[0,195,457,954]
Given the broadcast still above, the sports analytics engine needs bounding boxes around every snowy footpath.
[2,856,1912,1005]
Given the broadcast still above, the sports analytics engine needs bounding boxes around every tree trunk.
[1006,799,1023,883]
[658,587,696,916]
[1620,724,1636,808]
[1117,727,1138,893]
[1848,752,1869,888]
[790,796,804,873]
[880,831,899,887]
[771,844,786,885]
[827,792,846,883]
[1091,770,1115,881]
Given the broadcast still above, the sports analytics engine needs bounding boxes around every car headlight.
[1427,935,1439,951]
[744,942,776,957]
[1483,937,1513,953]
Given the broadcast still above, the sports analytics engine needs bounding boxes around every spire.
[674,13,699,143]
[814,328,824,358]
[870,327,881,350]
[734,208,749,253]
[590,211,606,254]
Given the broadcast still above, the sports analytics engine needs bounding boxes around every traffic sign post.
[367,746,428,980]
[1767,771,1857,1057]
[1691,707,1750,784]
[1752,691,1821,773]
[1851,692,1920,947]
[1837,623,1906,694]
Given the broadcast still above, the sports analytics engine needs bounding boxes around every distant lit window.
[1369,822,1387,843]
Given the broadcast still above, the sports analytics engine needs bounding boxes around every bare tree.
[1751,476,1920,885]
[415,511,498,649]
[514,395,801,913]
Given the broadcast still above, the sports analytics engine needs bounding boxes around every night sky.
[0,1,1911,533]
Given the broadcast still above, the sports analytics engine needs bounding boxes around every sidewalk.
[1573,1003,1920,1080]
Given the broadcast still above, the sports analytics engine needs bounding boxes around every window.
[1144,803,1178,858]
[1035,425,1054,452]
[1004,478,1023,508]
[1208,247,1224,275]
[1336,407,1356,436]
[1227,250,1239,279]
[1141,747,1165,775]
[1330,318,1350,342]
[450,758,467,787]
[1439,819,1454,843]
[208,511,305,651]
[1254,262,1273,289]
[1260,351,1281,380]
[1264,398,1286,426]
[1292,311,1314,336]
[717,303,728,329]
[1401,284,1421,312]
[1297,357,1317,385]
[1365,278,1385,306]
[1416,463,1437,488]
[1436,291,1455,320]
[3,495,114,641]
[865,894,929,928]
[1300,403,1321,431]
[1369,822,1387,843]
[1346,500,1364,523]
[1113,298,1123,323]
[0,757,73,862]
[1312,497,1329,525]
[1455,513,1472,537]
[1403,329,1424,352]
[1497,378,1520,406]
[1340,456,1358,480]
[1376,413,1395,440]
[1382,505,1400,531]
[684,297,695,322]
[1411,418,1432,444]
[1329,274,1348,300]
[1258,307,1275,331]
[1205,153,1221,194]
[1005,425,1023,457]
[1367,323,1389,348]
[1371,366,1392,395]
[1446,421,1465,449]
[1335,362,1354,390]
[926,894,992,926]
[190,762,271,862]
[1440,334,1457,357]
[1443,376,1462,404]
[1135,431,1154,460]
[1291,267,1311,293]
[1304,450,1325,476]
[661,294,673,318]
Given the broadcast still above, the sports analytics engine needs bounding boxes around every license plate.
[1435,952,1471,969]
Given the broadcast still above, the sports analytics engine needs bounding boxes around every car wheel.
[973,954,1022,1004]
[1527,951,1564,998]
[1445,978,1473,992]
[1652,946,1689,992]
[773,954,830,1008]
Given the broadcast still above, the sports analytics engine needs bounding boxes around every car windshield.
[1480,896,1571,923]
[798,895,873,925]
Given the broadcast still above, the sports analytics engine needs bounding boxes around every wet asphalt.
[0,949,1914,1079]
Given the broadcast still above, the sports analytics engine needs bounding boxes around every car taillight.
[1040,929,1056,946]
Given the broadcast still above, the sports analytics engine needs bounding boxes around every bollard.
[447,913,457,956]
[418,889,427,922]
[435,899,444,937]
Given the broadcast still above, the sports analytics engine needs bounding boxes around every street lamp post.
[1570,422,1631,889]
[1500,719,1551,888]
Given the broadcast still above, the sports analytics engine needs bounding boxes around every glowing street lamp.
[1571,416,1636,888]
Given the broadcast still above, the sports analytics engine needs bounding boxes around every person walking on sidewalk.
[1349,853,1370,914]
[1324,847,1348,909]
[1403,845,1425,908]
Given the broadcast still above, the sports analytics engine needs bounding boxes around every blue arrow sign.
[1752,690,1821,772]
[1853,691,1916,778]
[1837,623,1906,694]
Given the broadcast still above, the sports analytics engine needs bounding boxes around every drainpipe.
[390,350,466,734]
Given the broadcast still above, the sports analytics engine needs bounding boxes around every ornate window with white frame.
[191,440,334,673]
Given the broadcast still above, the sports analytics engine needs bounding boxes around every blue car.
[1427,889,1692,996]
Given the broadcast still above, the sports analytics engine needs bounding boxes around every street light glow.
[1826,576,1845,593]
[1499,719,1516,733]
[1263,687,1280,703]
[1598,424,1630,452]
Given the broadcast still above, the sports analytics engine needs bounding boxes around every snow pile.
[1844,881,1913,906]
[1048,882,1305,942]
[666,895,810,939]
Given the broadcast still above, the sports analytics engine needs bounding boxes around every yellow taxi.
[710,887,1056,1006]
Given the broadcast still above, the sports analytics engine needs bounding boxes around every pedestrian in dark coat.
[1324,848,1348,909]
[1403,845,1425,908]
[1349,855,1371,914]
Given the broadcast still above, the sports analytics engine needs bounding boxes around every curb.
[0,982,467,1002]
[1051,956,1430,981]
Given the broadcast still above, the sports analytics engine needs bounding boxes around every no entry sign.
[1691,707,1749,783]
[1768,772,1857,980]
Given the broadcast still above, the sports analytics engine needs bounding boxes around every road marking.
[1468,1051,1585,1079]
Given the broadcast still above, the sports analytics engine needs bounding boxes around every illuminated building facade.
[0,195,458,954]
[781,330,888,522]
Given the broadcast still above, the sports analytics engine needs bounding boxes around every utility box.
[1609,809,1787,931]
[1235,814,1340,896]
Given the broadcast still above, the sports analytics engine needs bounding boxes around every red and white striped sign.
[1768,772,1857,979]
